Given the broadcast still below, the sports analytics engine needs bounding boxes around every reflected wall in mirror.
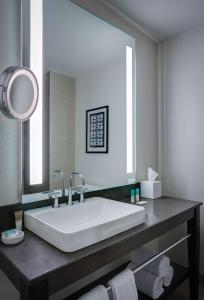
[22,0,136,202]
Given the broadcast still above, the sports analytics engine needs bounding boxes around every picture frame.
[86,106,109,153]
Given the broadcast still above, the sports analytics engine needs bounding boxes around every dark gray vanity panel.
[0,196,201,297]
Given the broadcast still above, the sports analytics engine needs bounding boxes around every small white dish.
[1,230,24,245]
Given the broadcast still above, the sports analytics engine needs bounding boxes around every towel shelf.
[138,263,189,300]
[106,234,190,293]
[67,234,191,300]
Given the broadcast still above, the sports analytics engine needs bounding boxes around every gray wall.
[75,53,129,187]
[0,0,21,298]
[0,0,21,206]
[162,24,204,274]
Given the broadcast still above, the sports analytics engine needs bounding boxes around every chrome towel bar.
[106,234,191,292]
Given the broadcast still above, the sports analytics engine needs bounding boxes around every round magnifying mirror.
[0,66,39,121]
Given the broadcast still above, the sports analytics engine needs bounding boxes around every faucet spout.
[52,170,65,197]
[68,172,85,205]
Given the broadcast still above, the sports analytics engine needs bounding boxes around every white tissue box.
[141,181,162,199]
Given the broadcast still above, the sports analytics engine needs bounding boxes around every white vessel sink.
[24,197,145,252]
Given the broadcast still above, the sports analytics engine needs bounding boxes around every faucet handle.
[51,191,60,208]
[48,190,54,199]
[49,190,58,198]
[68,187,73,206]
[76,187,85,203]
[80,192,85,203]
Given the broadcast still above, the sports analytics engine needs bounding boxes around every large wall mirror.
[22,0,136,203]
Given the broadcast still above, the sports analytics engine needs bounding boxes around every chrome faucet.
[49,190,60,208]
[52,170,65,197]
[68,172,85,206]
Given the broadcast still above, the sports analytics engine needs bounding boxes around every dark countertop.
[0,197,201,294]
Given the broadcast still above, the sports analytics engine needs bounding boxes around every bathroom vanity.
[0,1,202,300]
[0,195,201,300]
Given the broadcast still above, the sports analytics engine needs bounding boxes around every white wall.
[162,25,204,274]
[75,55,128,187]
[50,72,75,188]
[136,34,158,179]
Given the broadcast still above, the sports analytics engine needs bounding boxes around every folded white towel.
[163,266,174,287]
[131,246,170,276]
[108,268,138,300]
[128,262,164,300]
[78,285,109,300]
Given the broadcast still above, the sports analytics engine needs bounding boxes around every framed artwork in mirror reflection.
[86,106,109,153]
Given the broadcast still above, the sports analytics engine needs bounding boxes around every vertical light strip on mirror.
[126,46,133,174]
[29,0,43,184]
